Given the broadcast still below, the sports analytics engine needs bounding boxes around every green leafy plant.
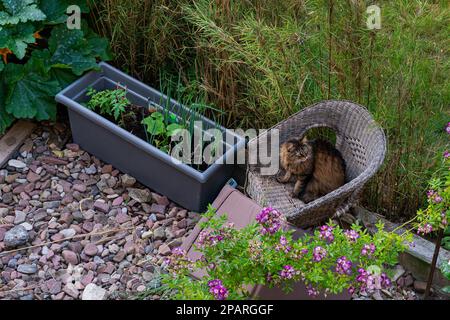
[0,0,111,134]
[414,124,449,240]
[142,111,185,154]
[86,86,129,121]
[162,205,412,300]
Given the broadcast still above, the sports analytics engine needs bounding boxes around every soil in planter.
[93,103,212,172]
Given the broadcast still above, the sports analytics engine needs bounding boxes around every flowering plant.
[161,205,411,300]
[415,122,449,246]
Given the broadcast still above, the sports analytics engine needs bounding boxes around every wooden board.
[0,121,36,168]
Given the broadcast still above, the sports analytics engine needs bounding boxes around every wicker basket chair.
[246,100,386,228]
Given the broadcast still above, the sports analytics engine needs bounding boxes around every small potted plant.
[56,63,245,211]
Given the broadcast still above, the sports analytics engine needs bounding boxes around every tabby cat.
[277,136,346,203]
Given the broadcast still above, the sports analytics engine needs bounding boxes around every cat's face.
[283,136,312,161]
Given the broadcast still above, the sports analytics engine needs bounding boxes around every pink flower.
[280,265,296,279]
[256,207,283,235]
[275,235,291,253]
[313,246,327,262]
[444,150,449,159]
[335,256,352,275]
[344,229,360,242]
[356,268,392,294]
[361,243,376,257]
[417,223,433,235]
[307,284,319,297]
[319,225,334,242]
[171,247,186,256]
[427,190,443,204]
[208,279,229,300]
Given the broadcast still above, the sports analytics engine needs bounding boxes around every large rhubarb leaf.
[48,24,112,75]
[30,48,77,88]
[0,60,4,71]
[0,77,14,134]
[85,26,112,61]
[0,0,46,26]
[0,22,35,59]
[3,59,60,120]
[38,0,89,24]
[49,67,77,89]
[0,105,14,134]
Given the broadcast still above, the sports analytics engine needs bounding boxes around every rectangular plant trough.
[55,62,245,212]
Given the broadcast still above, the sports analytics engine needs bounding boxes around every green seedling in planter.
[86,86,129,122]
[142,111,185,154]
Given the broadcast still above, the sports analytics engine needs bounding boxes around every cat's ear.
[300,135,308,144]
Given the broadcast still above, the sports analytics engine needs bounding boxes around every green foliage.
[0,0,45,26]
[49,24,111,75]
[162,206,410,300]
[3,59,59,119]
[0,0,112,134]
[442,259,450,294]
[142,111,185,154]
[86,86,129,121]
[0,22,35,59]
[415,151,449,237]
[39,0,88,24]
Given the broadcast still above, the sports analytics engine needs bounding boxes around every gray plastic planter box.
[55,62,245,212]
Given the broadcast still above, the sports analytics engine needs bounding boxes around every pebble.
[85,165,97,175]
[17,264,38,274]
[153,227,165,240]
[84,243,98,256]
[62,250,79,265]
[0,207,9,217]
[73,184,87,192]
[26,171,41,183]
[8,159,26,169]
[113,250,126,262]
[158,244,171,256]
[121,174,136,187]
[4,225,29,248]
[14,211,27,224]
[82,283,107,300]
[128,188,152,203]
[94,200,109,213]
[112,196,123,206]
[63,283,80,299]
[60,228,76,238]
[46,279,62,295]
[115,212,130,224]
[20,222,33,231]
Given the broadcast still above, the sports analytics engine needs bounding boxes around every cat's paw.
[276,176,285,183]
[300,195,315,203]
